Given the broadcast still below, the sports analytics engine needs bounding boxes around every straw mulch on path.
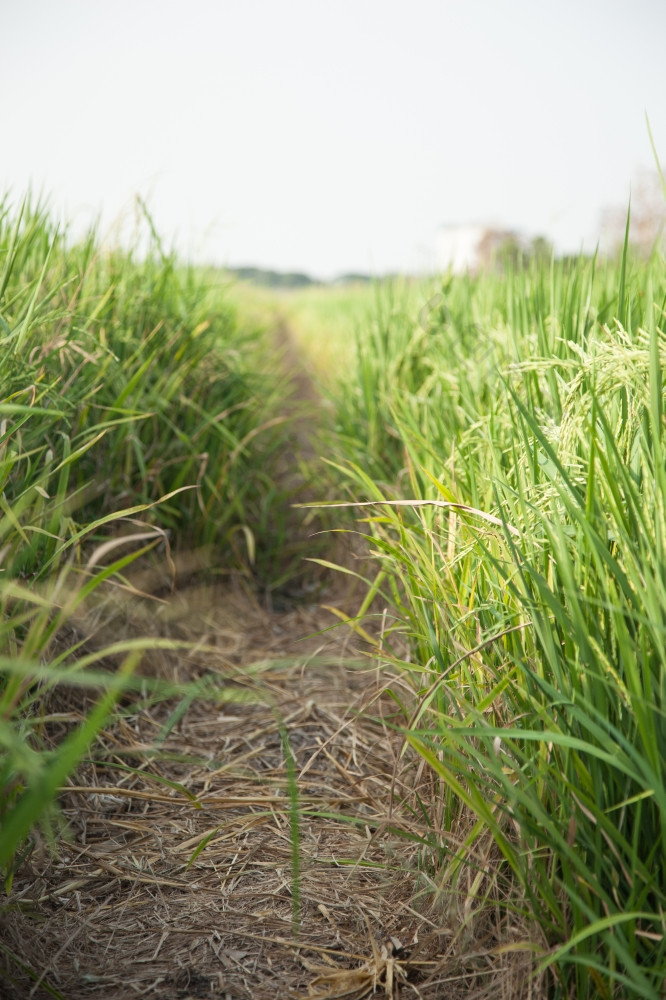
[0,573,539,1000]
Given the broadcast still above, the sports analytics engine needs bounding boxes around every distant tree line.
[227,267,321,288]
[227,267,376,288]
[485,232,554,272]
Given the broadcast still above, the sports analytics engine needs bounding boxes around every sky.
[2,0,665,278]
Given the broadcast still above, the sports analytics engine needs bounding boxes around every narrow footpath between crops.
[2,325,537,1000]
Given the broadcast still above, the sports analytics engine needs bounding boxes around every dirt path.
[0,326,534,999]
[3,581,465,1000]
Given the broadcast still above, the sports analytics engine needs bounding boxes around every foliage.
[0,196,291,881]
[329,245,666,997]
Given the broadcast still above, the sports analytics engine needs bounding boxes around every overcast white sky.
[2,0,665,277]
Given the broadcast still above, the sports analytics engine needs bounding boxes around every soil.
[0,325,541,999]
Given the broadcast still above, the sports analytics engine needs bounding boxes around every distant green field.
[228,274,436,381]
[277,281,385,375]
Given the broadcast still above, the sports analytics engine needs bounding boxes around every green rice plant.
[0,196,292,581]
[0,500,178,884]
[0,193,297,885]
[328,246,666,997]
[486,315,666,996]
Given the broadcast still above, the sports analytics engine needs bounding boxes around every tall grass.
[329,247,666,997]
[1,197,293,571]
[0,196,291,881]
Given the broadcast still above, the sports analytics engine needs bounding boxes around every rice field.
[0,196,292,878]
[1,195,665,999]
[320,246,666,998]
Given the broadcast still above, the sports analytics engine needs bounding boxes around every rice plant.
[0,195,293,882]
[330,244,666,997]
